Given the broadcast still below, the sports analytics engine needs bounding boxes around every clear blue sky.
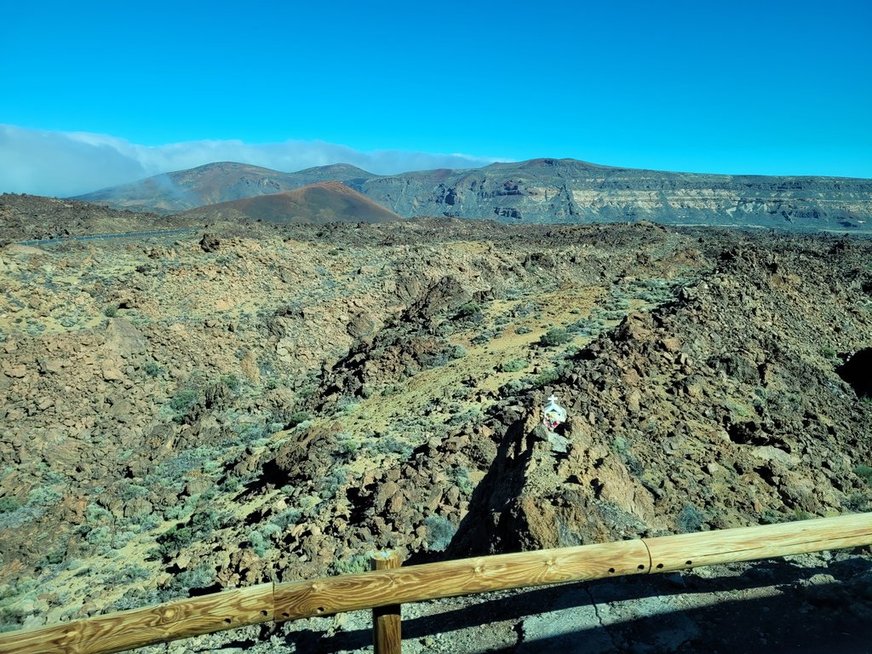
[2,0,871,189]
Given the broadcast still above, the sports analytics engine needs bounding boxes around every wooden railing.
[2,512,871,654]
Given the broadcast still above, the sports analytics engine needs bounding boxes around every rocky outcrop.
[456,240,872,554]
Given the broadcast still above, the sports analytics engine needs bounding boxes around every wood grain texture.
[644,512,872,572]
[274,539,651,620]
[371,551,402,654]
[0,583,274,654]
[2,513,870,654]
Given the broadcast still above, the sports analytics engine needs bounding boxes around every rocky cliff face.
[356,159,872,230]
[76,158,872,231]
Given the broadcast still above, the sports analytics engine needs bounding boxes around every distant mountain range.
[76,159,872,230]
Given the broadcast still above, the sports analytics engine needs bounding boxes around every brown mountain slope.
[181,181,399,224]
[77,162,377,212]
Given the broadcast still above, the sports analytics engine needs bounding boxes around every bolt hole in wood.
[656,563,664,569]
[636,564,645,570]
[685,560,693,566]
[608,567,616,574]
[281,612,290,619]
[316,607,326,614]
[223,618,231,625]
[260,610,268,617]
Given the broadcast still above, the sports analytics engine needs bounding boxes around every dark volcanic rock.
[199,233,220,252]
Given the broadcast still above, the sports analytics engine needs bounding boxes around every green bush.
[334,395,358,415]
[371,436,413,458]
[538,327,572,347]
[451,467,475,495]
[424,515,456,552]
[249,530,271,557]
[499,358,528,373]
[85,503,112,525]
[318,466,349,500]
[120,484,149,501]
[285,411,311,428]
[677,504,706,533]
[270,507,303,530]
[103,564,150,585]
[471,331,494,345]
[29,486,63,507]
[220,373,241,392]
[85,526,112,546]
[454,302,482,319]
[844,492,871,512]
[446,407,483,427]
[337,433,361,457]
[169,389,198,413]
[0,497,20,513]
[854,464,872,485]
[161,565,214,599]
[44,549,66,566]
[529,367,561,387]
[143,361,162,377]
[155,525,195,560]
[450,345,467,359]
[332,553,371,575]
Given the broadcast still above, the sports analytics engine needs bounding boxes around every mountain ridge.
[75,158,872,231]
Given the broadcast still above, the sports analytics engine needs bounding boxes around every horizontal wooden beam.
[272,512,872,619]
[644,512,872,572]
[273,538,649,620]
[0,583,274,654]
[2,512,870,654]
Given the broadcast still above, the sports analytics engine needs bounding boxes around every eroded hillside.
[75,159,872,231]
[0,212,870,649]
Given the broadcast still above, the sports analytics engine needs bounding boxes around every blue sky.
[2,0,871,195]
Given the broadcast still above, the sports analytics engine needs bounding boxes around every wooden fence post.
[371,551,402,654]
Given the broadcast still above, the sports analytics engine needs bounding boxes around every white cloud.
[0,125,502,197]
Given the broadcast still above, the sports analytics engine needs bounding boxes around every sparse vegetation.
[2,204,871,644]
[454,301,482,320]
[677,504,707,533]
[538,327,572,347]
[160,565,215,600]
[424,515,457,552]
[169,388,198,413]
[331,553,371,575]
[0,497,20,513]
[499,358,528,373]
[285,410,311,428]
[854,464,872,485]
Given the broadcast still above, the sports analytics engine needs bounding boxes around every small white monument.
[541,394,567,431]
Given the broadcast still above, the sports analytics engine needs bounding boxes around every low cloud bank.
[0,125,500,197]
